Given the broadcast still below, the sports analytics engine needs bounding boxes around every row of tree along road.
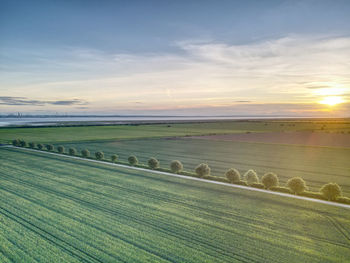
[12,139,350,205]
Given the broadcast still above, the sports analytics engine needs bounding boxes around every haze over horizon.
[1,0,350,117]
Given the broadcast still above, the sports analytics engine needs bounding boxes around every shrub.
[69,148,77,156]
[19,140,27,147]
[148,158,159,169]
[28,142,36,148]
[81,149,90,158]
[300,191,325,200]
[251,183,265,189]
[244,170,259,185]
[233,180,248,186]
[57,146,65,154]
[195,163,210,178]
[12,139,20,146]
[95,151,104,160]
[128,155,138,165]
[111,154,118,162]
[261,172,279,189]
[287,177,307,194]
[37,143,44,150]
[320,183,342,201]
[202,175,228,183]
[46,144,54,151]
[225,168,241,183]
[270,186,291,194]
[170,160,183,173]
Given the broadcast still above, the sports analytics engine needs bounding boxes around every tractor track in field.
[3,160,349,251]
[3,145,350,209]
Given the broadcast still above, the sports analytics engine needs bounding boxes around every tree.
[244,170,259,185]
[46,144,54,151]
[57,146,65,154]
[69,148,77,156]
[225,168,241,183]
[128,155,138,166]
[37,143,44,150]
[81,149,90,158]
[19,140,27,147]
[262,172,279,189]
[195,163,210,177]
[28,142,36,148]
[287,177,307,194]
[111,154,118,162]
[170,160,183,173]
[148,158,159,169]
[12,139,20,146]
[95,151,104,160]
[320,183,342,201]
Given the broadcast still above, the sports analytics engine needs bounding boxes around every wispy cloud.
[0,97,87,106]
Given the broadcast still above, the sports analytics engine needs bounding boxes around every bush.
[300,191,325,200]
[148,157,159,169]
[225,168,241,183]
[233,180,248,186]
[251,183,265,189]
[244,170,259,185]
[195,163,210,178]
[37,143,44,150]
[69,148,77,156]
[81,149,90,158]
[336,196,350,204]
[270,186,291,194]
[202,175,229,183]
[261,172,279,189]
[57,146,65,154]
[287,177,307,194]
[170,160,183,173]
[111,154,118,162]
[128,155,138,165]
[12,139,20,146]
[95,151,104,160]
[28,142,36,148]
[46,144,54,151]
[320,183,342,201]
[19,140,27,147]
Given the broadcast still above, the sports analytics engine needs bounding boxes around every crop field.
[1,119,350,144]
[59,137,350,195]
[0,147,349,262]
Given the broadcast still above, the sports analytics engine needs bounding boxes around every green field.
[57,137,350,195]
[1,120,350,144]
[0,147,350,262]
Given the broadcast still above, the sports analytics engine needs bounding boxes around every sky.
[1,0,350,116]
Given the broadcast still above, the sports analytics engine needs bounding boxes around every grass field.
[57,137,350,195]
[0,147,350,262]
[1,119,350,144]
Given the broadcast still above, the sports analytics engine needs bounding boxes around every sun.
[319,96,345,106]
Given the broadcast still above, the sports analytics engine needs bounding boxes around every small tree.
[69,148,77,156]
[28,142,36,148]
[195,163,210,177]
[81,149,90,158]
[19,140,27,147]
[170,160,183,173]
[111,154,118,162]
[244,170,259,185]
[37,143,44,150]
[46,144,54,151]
[320,183,342,201]
[95,151,104,160]
[12,139,20,146]
[57,146,65,154]
[262,172,279,189]
[148,157,160,169]
[287,177,307,194]
[225,168,241,183]
[128,155,138,165]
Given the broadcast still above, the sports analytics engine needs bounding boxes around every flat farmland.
[59,137,350,195]
[0,147,350,262]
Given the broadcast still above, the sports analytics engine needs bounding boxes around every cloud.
[0,96,87,106]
